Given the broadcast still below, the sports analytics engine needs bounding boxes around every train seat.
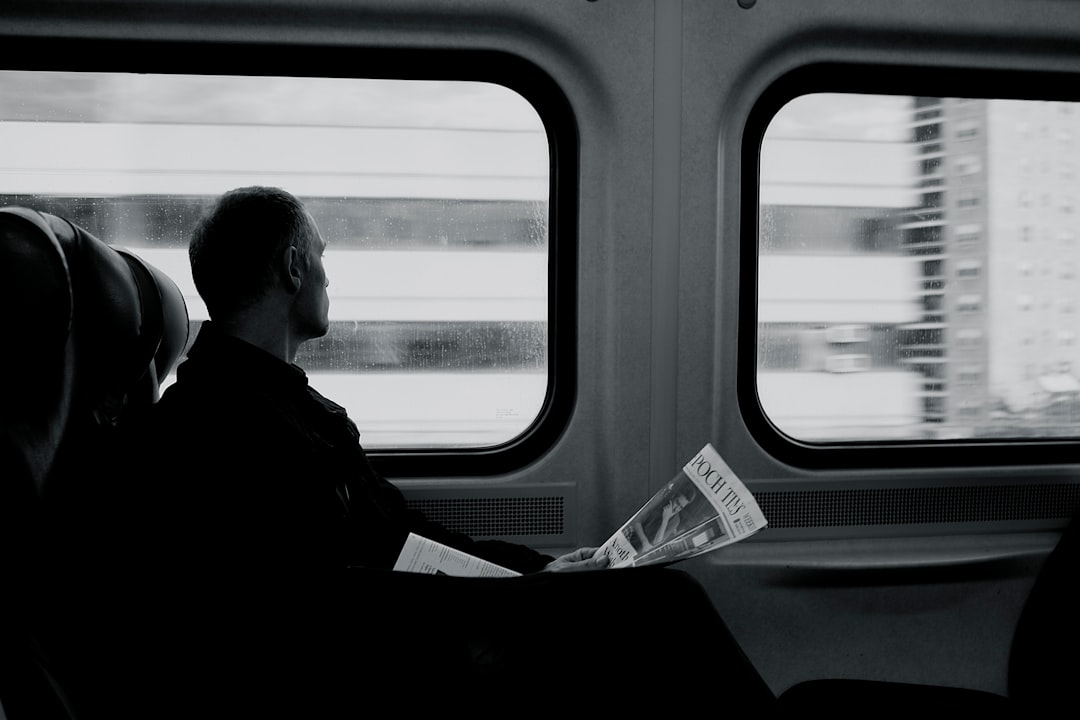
[1007,508,1080,711]
[0,206,189,719]
[774,511,1080,718]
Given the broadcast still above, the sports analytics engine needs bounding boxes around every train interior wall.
[6,0,1080,699]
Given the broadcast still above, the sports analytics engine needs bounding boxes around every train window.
[756,92,1080,449]
[0,69,556,453]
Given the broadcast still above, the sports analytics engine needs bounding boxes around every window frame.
[0,36,579,478]
[740,61,1080,470]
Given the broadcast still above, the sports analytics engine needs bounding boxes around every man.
[138,185,603,574]
[68,187,773,714]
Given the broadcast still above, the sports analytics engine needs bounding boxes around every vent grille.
[757,484,1080,529]
[406,484,1080,537]
[406,496,565,537]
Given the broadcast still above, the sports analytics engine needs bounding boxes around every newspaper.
[393,532,521,577]
[594,443,767,568]
[393,443,766,576]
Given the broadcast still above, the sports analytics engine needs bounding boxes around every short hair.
[189,186,316,319]
[675,486,698,506]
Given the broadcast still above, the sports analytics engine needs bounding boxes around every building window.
[956,223,982,244]
[957,294,982,312]
[955,120,978,139]
[957,365,983,384]
[958,189,981,208]
[956,401,982,417]
[957,328,983,346]
[955,155,981,175]
[956,259,982,279]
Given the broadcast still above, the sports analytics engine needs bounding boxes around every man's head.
[189,186,329,342]
[667,491,693,516]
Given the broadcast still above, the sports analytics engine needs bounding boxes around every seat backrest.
[1008,510,1080,710]
[1,206,189,500]
[0,206,189,719]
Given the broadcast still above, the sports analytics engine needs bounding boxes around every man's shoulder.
[153,375,220,420]
[153,371,311,445]
[125,382,301,478]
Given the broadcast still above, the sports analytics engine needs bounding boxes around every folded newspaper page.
[393,532,521,578]
[595,443,767,568]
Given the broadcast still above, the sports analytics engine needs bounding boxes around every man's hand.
[660,502,675,524]
[543,546,610,573]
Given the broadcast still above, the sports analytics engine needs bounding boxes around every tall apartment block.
[910,97,1080,438]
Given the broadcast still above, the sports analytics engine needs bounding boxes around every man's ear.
[283,245,304,293]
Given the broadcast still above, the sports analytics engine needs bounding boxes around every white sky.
[761,93,918,206]
[765,93,913,142]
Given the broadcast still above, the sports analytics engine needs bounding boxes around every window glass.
[758,94,1080,442]
[0,70,551,449]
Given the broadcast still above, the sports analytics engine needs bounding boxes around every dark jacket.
[117,321,553,574]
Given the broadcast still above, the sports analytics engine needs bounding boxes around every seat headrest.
[0,208,72,397]
[110,246,192,414]
[0,208,74,503]
[0,206,190,495]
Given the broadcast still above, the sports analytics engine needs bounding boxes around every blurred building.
[921,98,1080,436]
[757,99,923,440]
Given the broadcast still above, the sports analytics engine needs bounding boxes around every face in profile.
[294,213,331,341]
[666,494,691,516]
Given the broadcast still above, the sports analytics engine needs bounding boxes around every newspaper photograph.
[630,516,731,567]
[594,444,767,568]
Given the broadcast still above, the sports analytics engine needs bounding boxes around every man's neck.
[214,315,304,365]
